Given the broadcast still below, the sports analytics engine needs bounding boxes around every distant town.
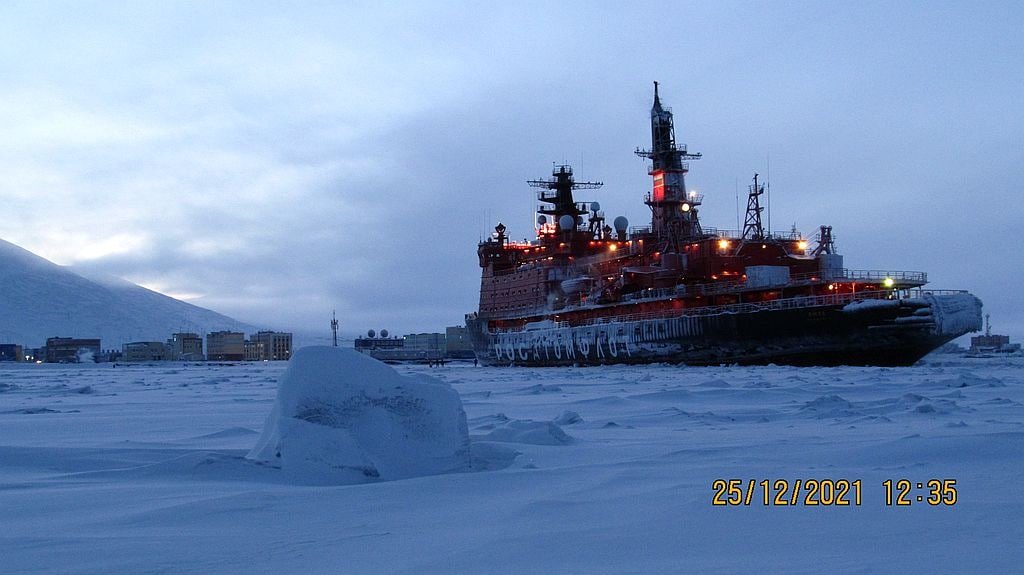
[0,331,293,363]
[0,325,476,364]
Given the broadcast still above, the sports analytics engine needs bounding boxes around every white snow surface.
[248,346,470,483]
[2,355,1023,573]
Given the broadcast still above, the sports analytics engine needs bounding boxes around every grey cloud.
[2,1,1022,341]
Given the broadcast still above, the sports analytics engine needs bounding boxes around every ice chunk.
[799,394,857,418]
[553,410,583,425]
[477,419,573,445]
[248,346,470,484]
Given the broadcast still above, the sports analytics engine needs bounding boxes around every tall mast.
[330,310,339,347]
[528,164,602,232]
[741,173,766,241]
[636,82,703,251]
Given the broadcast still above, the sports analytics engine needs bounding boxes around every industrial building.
[354,326,475,362]
[0,344,24,362]
[122,341,172,362]
[168,332,204,361]
[45,337,101,363]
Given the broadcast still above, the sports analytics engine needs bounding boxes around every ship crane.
[812,225,836,256]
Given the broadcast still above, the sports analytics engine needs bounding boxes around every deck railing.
[842,269,927,283]
[491,288,967,331]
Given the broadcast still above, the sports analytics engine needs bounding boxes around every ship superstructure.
[466,84,982,366]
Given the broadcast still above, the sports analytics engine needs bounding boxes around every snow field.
[1,355,1022,573]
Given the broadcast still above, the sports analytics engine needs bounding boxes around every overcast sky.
[2,1,1022,340]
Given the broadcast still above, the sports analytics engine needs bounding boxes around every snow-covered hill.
[0,238,254,347]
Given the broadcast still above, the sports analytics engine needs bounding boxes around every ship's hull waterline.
[467,293,981,367]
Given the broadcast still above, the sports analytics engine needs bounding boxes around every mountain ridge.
[0,238,255,348]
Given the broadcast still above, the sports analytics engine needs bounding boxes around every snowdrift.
[476,419,573,445]
[248,346,470,484]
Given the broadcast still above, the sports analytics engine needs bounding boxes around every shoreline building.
[122,341,172,362]
[354,327,475,362]
[250,331,292,361]
[169,332,204,361]
[244,339,264,361]
[0,344,24,362]
[207,331,245,361]
[970,315,1021,354]
[404,333,446,361]
[45,337,101,363]
[445,326,474,359]
[354,329,406,361]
